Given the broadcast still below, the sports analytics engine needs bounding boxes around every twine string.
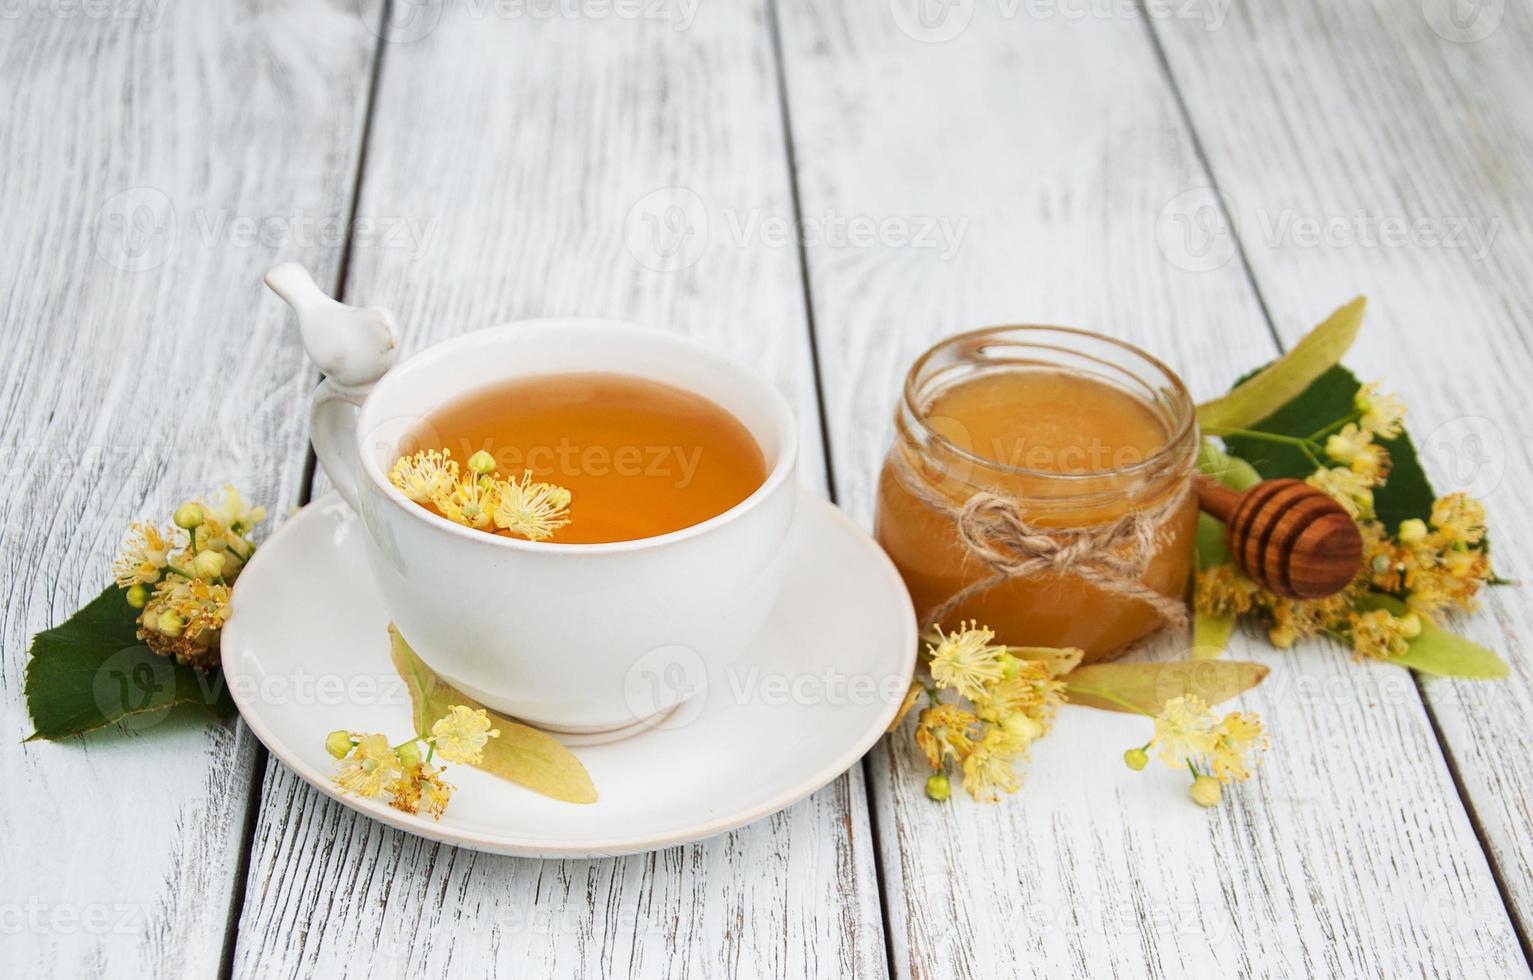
[893,451,1191,634]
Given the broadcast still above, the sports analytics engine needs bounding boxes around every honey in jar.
[875,327,1199,661]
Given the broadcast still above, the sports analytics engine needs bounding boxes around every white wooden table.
[5,1,1532,976]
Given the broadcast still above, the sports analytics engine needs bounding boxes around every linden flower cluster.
[1197,382,1495,661]
[326,704,500,820]
[1122,695,1268,807]
[112,486,266,670]
[390,448,572,540]
[908,623,1071,803]
[1304,381,1406,520]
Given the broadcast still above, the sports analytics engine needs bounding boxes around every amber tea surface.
[412,373,767,544]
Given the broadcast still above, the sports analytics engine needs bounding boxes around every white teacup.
[266,265,798,734]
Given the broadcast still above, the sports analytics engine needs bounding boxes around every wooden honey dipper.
[1194,474,1364,600]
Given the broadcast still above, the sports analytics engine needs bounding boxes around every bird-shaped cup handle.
[264,263,398,511]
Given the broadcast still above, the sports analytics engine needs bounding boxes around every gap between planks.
[216,5,393,974]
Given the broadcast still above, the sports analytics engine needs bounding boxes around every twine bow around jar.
[892,453,1192,635]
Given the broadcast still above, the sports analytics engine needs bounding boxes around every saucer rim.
[224,488,916,858]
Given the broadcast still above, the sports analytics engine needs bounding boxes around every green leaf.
[1358,595,1509,679]
[1192,612,1237,659]
[389,624,598,803]
[1196,297,1365,430]
[1221,364,1437,530]
[24,585,235,740]
[1062,659,1268,714]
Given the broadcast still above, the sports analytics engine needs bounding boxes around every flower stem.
[1202,426,1324,469]
[1308,412,1361,442]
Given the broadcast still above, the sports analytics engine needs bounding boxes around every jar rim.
[900,324,1198,484]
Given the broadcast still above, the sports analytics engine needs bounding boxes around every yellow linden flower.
[1361,520,1408,593]
[975,661,1065,725]
[1152,695,1219,768]
[334,733,406,798]
[433,477,498,530]
[1324,423,1371,464]
[391,449,459,503]
[926,622,1004,701]
[431,705,500,764]
[208,484,266,534]
[390,764,455,820]
[1325,424,1390,481]
[1260,590,1352,648]
[493,470,574,541]
[914,703,980,768]
[1355,382,1406,439]
[1194,564,1258,618]
[1431,494,1486,546]
[1306,466,1375,519]
[113,522,173,587]
[1348,609,1413,661]
[1210,711,1267,783]
[143,578,232,640]
[960,727,1025,802]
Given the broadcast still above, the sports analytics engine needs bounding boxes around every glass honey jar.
[875,327,1199,662]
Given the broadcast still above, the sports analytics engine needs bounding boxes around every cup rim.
[356,318,799,554]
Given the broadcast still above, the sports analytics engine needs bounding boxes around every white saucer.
[223,490,915,857]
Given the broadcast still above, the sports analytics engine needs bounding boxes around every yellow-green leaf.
[389,624,598,804]
[1192,612,1236,659]
[1195,512,1229,571]
[1392,628,1509,679]
[1196,438,1262,494]
[1196,297,1365,431]
[887,679,922,732]
[1357,595,1509,680]
[1062,659,1268,714]
[1007,645,1085,678]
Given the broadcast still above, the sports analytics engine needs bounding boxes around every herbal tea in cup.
[267,262,799,734]
[394,372,768,544]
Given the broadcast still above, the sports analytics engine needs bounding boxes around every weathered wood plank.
[230,3,885,977]
[1153,0,1533,947]
[0,2,379,978]
[775,1,1528,976]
